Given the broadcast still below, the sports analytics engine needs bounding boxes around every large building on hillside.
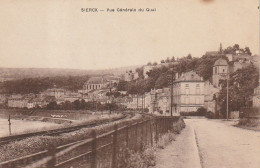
[212,58,229,88]
[83,77,110,94]
[172,71,204,114]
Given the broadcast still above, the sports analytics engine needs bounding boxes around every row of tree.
[0,75,90,94]
[46,99,120,111]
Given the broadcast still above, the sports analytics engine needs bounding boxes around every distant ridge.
[0,65,142,81]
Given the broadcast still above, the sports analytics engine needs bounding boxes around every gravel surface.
[155,118,260,168]
[185,119,260,168]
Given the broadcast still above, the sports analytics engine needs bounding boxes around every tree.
[46,101,58,110]
[233,44,240,51]
[161,60,165,63]
[244,47,252,56]
[135,67,144,79]
[153,62,158,66]
[187,54,192,59]
[117,80,128,91]
[165,57,170,63]
[72,100,81,110]
[147,62,152,66]
[217,65,259,117]
[170,56,175,62]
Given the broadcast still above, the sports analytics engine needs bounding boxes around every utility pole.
[226,76,229,120]
[142,94,144,113]
[169,68,174,116]
[137,94,138,112]
[144,93,146,112]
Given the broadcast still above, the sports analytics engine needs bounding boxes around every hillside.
[0,65,141,82]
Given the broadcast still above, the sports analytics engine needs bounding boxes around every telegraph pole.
[170,68,174,116]
[226,76,229,120]
[142,94,144,113]
[137,94,138,111]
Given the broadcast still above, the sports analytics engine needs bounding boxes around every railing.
[0,116,181,168]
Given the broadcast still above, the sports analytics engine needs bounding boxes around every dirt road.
[186,119,260,168]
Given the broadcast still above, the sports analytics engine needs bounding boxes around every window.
[215,67,217,74]
[185,88,189,95]
[185,84,189,87]
[185,97,189,104]
[196,98,200,104]
[196,84,200,87]
[196,88,200,94]
[223,69,225,73]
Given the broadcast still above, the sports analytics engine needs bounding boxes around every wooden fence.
[0,116,182,168]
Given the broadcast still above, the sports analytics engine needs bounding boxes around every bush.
[157,132,175,149]
[206,111,215,119]
[117,146,156,168]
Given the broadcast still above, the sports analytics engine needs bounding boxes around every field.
[0,118,58,137]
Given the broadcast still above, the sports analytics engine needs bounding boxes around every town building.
[172,71,204,114]
[253,81,260,109]
[8,97,30,108]
[212,58,229,88]
[149,88,171,115]
[204,81,220,114]
[40,88,65,99]
[0,94,6,104]
[83,77,110,93]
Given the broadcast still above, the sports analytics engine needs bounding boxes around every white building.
[172,71,204,114]
[83,77,110,94]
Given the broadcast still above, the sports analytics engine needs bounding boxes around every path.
[155,118,260,168]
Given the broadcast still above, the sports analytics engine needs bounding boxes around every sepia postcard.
[0,0,259,168]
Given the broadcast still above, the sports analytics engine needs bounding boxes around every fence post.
[150,119,153,146]
[155,118,158,144]
[145,120,148,146]
[126,121,129,148]
[91,130,97,168]
[46,145,56,168]
[140,120,144,151]
[135,122,138,152]
[112,124,118,168]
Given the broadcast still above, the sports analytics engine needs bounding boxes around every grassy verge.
[117,117,185,168]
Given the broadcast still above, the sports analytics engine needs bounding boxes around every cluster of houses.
[0,46,259,117]
[124,47,260,117]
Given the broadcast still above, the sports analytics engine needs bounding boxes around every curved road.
[185,119,260,168]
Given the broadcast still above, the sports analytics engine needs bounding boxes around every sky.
[0,0,258,70]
